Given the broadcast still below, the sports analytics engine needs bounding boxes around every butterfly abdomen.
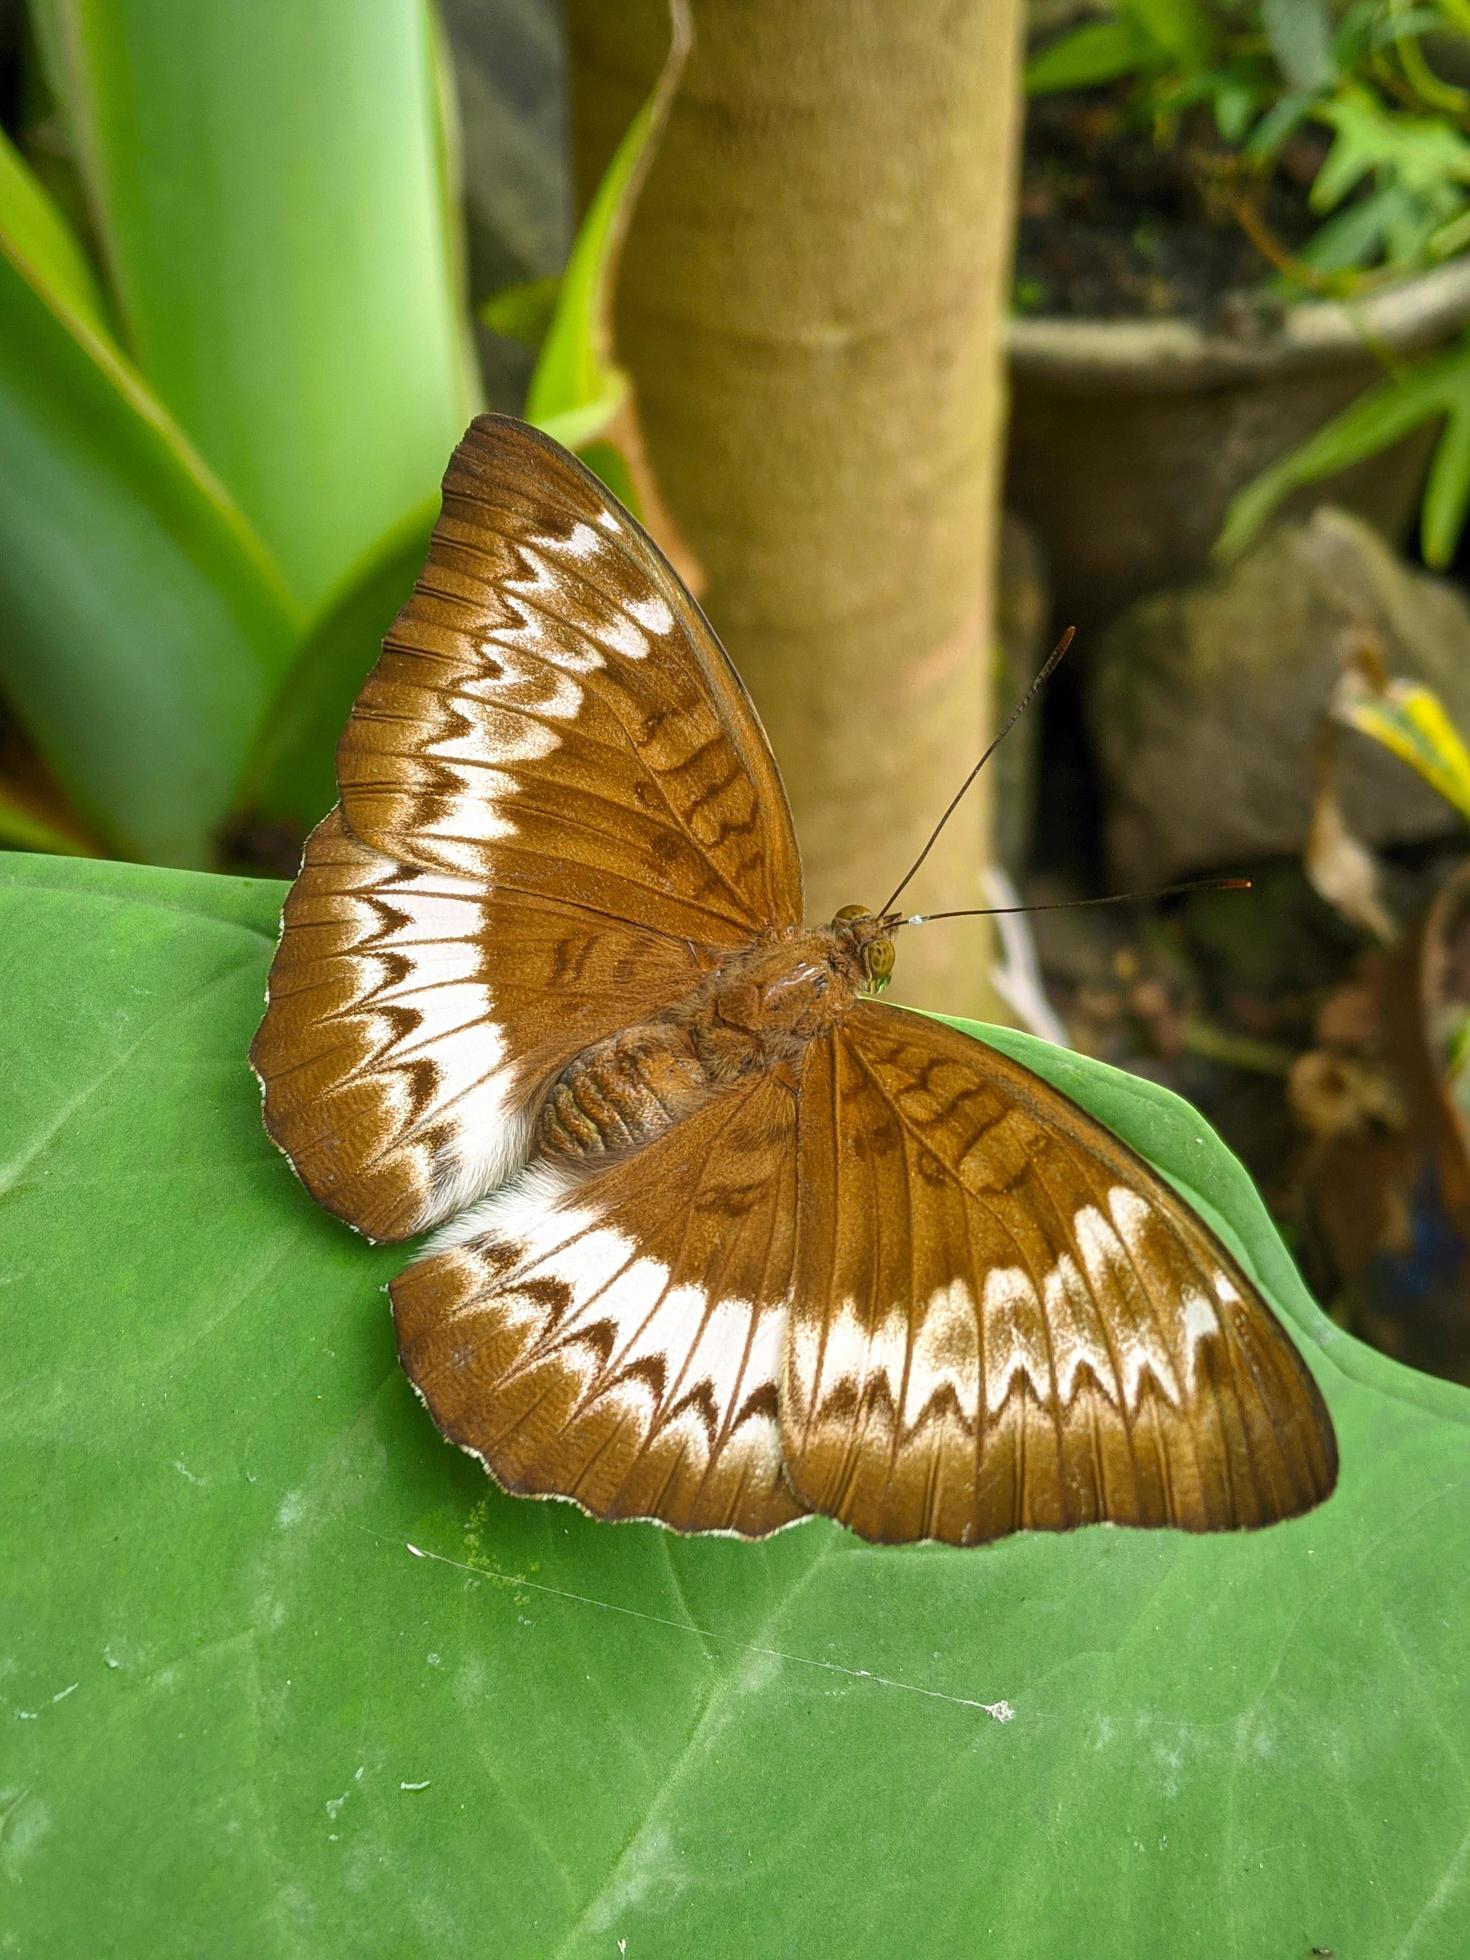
[534,930,864,1166]
[535,1025,715,1162]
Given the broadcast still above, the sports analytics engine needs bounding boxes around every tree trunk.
[564,0,1023,1011]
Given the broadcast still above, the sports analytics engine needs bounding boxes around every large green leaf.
[0,146,299,866]
[4,853,1468,1956]
[38,0,477,616]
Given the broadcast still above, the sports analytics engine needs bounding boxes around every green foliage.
[486,0,690,469]
[1221,328,1470,565]
[1026,1,1470,286]
[0,0,677,867]
[0,136,299,866]
[4,849,1470,1955]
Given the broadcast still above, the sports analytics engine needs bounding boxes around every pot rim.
[1008,256,1470,391]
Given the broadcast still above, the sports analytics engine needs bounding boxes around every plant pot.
[1005,258,1470,632]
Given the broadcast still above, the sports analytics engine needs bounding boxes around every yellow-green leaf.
[1336,671,1470,825]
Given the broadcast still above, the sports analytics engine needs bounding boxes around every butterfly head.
[832,905,899,996]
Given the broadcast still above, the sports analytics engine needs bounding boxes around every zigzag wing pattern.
[251,811,711,1241]
[254,416,803,1239]
[393,1076,807,1538]
[336,414,803,942]
[781,1004,1338,1546]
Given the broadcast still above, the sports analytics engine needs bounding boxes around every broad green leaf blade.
[46,0,478,616]
[232,500,438,835]
[0,207,298,866]
[1128,0,1212,67]
[4,854,1468,1956]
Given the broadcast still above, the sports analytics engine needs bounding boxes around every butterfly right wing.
[781,1003,1338,1546]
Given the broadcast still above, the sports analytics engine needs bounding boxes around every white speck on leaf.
[277,1489,308,1529]
[400,1780,430,1792]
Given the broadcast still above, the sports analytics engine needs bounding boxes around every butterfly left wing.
[392,1073,808,1538]
[254,415,804,1242]
[250,809,713,1242]
[782,1002,1338,1546]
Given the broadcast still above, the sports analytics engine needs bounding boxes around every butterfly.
[251,414,1338,1546]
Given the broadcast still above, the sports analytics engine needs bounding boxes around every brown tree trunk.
[565,0,1023,1011]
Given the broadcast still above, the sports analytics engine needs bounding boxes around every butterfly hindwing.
[250,810,713,1241]
[392,1074,807,1538]
[781,1002,1337,1546]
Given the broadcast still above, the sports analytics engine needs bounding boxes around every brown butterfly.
[251,415,1338,1545]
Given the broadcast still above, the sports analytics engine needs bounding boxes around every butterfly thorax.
[534,923,872,1167]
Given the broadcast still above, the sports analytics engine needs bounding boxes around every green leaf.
[1126,0,1212,67]
[1024,19,1160,96]
[479,272,563,348]
[1262,0,1334,91]
[233,500,439,835]
[5,852,1470,1955]
[0,124,109,334]
[1422,396,1470,567]
[0,783,95,855]
[1212,78,1258,146]
[0,154,299,866]
[43,0,478,617]
[1217,335,1470,561]
[1310,86,1470,220]
[1245,88,1312,163]
[1297,181,1418,273]
[525,0,690,459]
[1333,663,1470,823]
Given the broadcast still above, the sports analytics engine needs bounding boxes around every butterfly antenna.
[878,626,1076,917]
[902,877,1251,928]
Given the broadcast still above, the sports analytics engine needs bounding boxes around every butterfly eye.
[866,938,895,993]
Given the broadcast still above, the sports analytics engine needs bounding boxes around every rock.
[1086,509,1470,886]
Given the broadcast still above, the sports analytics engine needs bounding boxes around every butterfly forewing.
[781,1003,1337,1546]
[336,416,802,941]
[253,416,803,1240]
[392,1076,807,1537]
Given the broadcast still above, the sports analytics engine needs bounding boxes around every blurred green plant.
[1027,0,1470,285]
[0,0,682,870]
[1221,326,1470,565]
